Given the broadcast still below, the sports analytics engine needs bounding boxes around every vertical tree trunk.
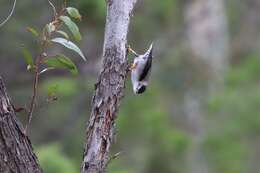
[81,0,137,173]
[0,76,42,173]
[184,0,229,173]
[185,0,229,85]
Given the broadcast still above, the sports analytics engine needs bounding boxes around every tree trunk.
[80,0,137,173]
[0,76,42,173]
[184,0,229,173]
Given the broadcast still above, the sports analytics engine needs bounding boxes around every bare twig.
[0,0,17,28]
[64,0,67,8]
[48,0,57,19]
[24,57,41,134]
[107,151,124,164]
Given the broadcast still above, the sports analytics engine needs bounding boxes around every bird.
[128,43,154,94]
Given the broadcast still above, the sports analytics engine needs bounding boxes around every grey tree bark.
[0,76,42,173]
[80,0,137,173]
[184,0,229,173]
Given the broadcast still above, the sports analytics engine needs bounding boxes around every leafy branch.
[22,2,86,134]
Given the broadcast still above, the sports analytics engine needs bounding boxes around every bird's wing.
[139,57,152,81]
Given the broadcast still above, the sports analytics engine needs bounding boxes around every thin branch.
[64,0,67,8]
[47,0,57,19]
[0,0,17,28]
[24,58,40,134]
[107,151,123,164]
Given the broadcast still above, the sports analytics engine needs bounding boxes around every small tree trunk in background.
[185,0,229,86]
[184,0,229,173]
[0,77,42,173]
[81,0,137,173]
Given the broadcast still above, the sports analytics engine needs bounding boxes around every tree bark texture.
[0,76,42,173]
[81,0,137,173]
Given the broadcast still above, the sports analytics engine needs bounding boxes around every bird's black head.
[136,85,146,94]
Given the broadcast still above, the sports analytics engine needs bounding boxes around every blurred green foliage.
[36,143,77,173]
[76,0,106,25]
[206,54,260,173]
[115,87,189,173]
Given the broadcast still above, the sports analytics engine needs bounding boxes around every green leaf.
[22,46,34,67]
[51,37,86,61]
[44,54,78,75]
[26,27,39,37]
[59,16,81,41]
[47,84,58,97]
[66,7,81,20]
[55,30,69,39]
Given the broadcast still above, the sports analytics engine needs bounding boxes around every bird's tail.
[145,42,153,58]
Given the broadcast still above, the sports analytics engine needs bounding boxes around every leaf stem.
[24,58,40,134]
[48,0,57,19]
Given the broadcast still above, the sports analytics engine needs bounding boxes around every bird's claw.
[129,63,137,71]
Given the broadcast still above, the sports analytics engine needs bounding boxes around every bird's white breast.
[131,58,146,92]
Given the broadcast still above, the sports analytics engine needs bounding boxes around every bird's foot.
[128,62,137,71]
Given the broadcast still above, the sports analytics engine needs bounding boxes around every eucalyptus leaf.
[47,84,58,100]
[59,16,81,41]
[51,37,86,61]
[48,84,58,95]
[22,46,34,67]
[44,54,78,75]
[56,30,69,39]
[66,7,81,20]
[26,27,39,37]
